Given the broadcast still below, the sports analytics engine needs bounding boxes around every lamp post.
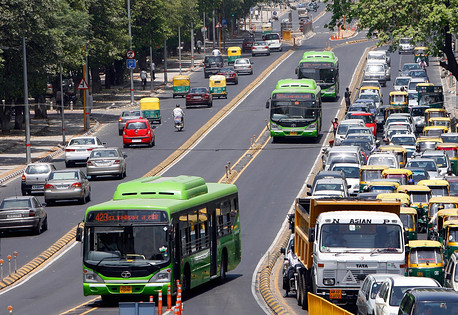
[22,36,31,164]
[59,64,66,145]
[127,0,134,105]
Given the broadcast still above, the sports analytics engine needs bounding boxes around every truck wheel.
[301,272,308,310]
[296,272,303,306]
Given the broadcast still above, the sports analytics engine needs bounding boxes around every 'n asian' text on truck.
[293,198,406,309]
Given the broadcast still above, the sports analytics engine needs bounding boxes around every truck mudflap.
[314,287,359,305]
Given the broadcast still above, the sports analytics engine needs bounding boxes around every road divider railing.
[308,293,353,314]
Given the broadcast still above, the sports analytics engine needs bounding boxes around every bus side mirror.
[295,68,298,74]
[76,226,83,242]
[281,247,286,254]
[266,99,270,109]
[309,227,315,242]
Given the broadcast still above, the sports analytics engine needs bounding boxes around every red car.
[122,119,155,148]
[242,38,255,52]
[348,112,377,135]
[217,67,238,85]
[185,87,213,108]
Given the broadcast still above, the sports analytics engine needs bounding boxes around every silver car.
[233,58,253,75]
[87,148,127,179]
[64,136,105,167]
[118,110,142,136]
[21,163,56,195]
[0,196,48,234]
[356,274,395,315]
[251,41,270,56]
[44,169,91,205]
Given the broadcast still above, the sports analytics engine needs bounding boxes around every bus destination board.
[272,93,314,100]
[300,62,334,69]
[87,210,168,224]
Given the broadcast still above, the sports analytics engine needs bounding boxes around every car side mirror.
[152,126,156,129]
[446,273,452,280]
[102,142,107,145]
[123,154,128,158]
[295,68,298,74]
[307,191,312,196]
[42,203,47,207]
[280,247,286,254]
[308,227,315,242]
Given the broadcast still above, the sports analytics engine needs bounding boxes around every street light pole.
[127,0,134,105]
[191,22,194,68]
[178,27,182,74]
[22,36,31,164]
[59,64,66,145]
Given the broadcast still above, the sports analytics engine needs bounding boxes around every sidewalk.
[0,56,202,184]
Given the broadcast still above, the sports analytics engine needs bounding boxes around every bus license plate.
[290,132,297,136]
[120,286,132,293]
[330,290,342,299]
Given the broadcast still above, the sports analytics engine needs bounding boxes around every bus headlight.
[327,86,335,93]
[84,269,104,283]
[270,124,281,130]
[150,269,171,283]
[323,278,335,285]
[306,122,317,130]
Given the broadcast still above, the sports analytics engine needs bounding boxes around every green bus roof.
[271,86,321,98]
[275,78,318,90]
[301,51,337,62]
[84,175,238,218]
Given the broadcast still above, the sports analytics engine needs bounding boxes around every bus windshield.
[299,68,335,84]
[271,100,318,121]
[84,225,170,266]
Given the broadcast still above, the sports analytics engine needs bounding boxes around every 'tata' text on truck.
[294,198,406,309]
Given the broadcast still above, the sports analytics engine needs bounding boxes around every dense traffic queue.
[278,42,458,314]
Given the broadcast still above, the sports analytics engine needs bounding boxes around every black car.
[242,38,255,52]
[307,170,346,194]
[0,196,48,234]
[203,55,224,78]
[217,67,238,85]
[398,287,458,315]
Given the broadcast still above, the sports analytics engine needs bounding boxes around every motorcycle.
[174,116,184,131]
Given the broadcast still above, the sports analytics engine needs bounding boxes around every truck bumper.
[314,287,358,305]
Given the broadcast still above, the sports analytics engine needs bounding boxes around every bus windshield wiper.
[95,256,122,267]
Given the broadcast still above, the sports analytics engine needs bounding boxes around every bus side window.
[179,214,189,256]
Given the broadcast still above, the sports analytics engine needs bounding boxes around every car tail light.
[72,182,82,187]
[29,210,36,217]
[114,160,121,165]
[87,148,93,151]
[22,174,26,181]
[87,160,93,166]
[248,65,252,68]
[186,95,190,99]
[65,148,75,152]
[118,117,123,122]
[44,184,54,189]
[264,46,269,49]
[252,47,256,50]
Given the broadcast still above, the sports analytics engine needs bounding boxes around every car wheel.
[267,52,271,56]
[86,192,91,203]
[252,54,255,57]
[45,199,54,206]
[250,70,253,75]
[123,168,127,178]
[21,190,27,196]
[235,79,238,85]
[90,175,97,180]
[208,102,213,108]
[33,221,42,235]
[123,143,128,148]
[79,195,86,204]
[42,217,48,232]
[65,161,73,168]
[204,73,209,79]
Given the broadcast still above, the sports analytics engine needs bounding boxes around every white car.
[262,33,282,51]
[311,178,349,198]
[334,119,366,145]
[330,163,360,196]
[233,58,253,75]
[64,136,105,167]
[399,37,414,53]
[356,274,394,315]
[367,152,400,169]
[374,276,440,315]
[393,76,411,91]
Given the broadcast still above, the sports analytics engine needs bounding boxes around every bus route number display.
[87,210,167,223]
[300,62,333,68]
[273,93,314,100]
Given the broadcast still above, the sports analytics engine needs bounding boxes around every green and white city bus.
[266,80,322,142]
[295,51,339,100]
[76,175,241,301]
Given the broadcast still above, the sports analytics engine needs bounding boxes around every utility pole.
[178,27,182,74]
[203,12,206,54]
[191,22,194,68]
[59,64,65,145]
[212,9,216,48]
[150,41,154,92]
[82,43,88,131]
[127,0,134,105]
[164,39,168,83]
[218,11,222,51]
[22,36,31,164]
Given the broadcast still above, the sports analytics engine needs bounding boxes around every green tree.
[324,0,458,80]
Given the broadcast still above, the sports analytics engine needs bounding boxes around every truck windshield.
[320,223,402,250]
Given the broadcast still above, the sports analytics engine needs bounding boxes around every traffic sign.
[221,18,227,26]
[201,26,207,33]
[216,22,222,28]
[126,59,136,69]
[77,78,89,90]
[126,50,135,59]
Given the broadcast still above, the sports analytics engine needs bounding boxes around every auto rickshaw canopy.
[423,125,449,137]
[428,116,451,127]
[436,208,458,235]
[428,196,458,218]
[139,97,160,110]
[398,184,432,193]
[209,75,226,86]
[425,108,447,121]
[377,192,410,205]
[173,75,190,86]
[408,240,442,249]
[389,91,409,106]
[227,46,241,55]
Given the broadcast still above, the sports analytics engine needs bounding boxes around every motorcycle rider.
[173,104,184,126]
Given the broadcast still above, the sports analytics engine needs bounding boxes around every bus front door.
[210,211,218,277]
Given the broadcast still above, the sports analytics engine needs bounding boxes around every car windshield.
[390,286,415,306]
[341,140,372,152]
[337,124,357,135]
[368,156,396,167]
[25,164,51,174]
[359,94,379,102]
[84,225,170,266]
[419,142,438,151]
[49,171,78,180]
[411,107,427,116]
[264,34,279,40]
[126,122,147,129]
[347,128,370,135]
[423,155,447,168]
[205,56,223,63]
[0,199,31,209]
[395,78,410,85]
[409,81,423,90]
[218,68,233,73]
[400,38,411,44]
[254,41,267,46]
[416,302,458,314]
[409,70,427,77]
[332,166,360,178]
[69,138,95,146]
[235,59,249,64]
[315,183,344,191]
[122,111,141,117]
[391,136,416,146]
[361,170,383,181]
[90,150,119,158]
[366,64,384,72]
[407,160,436,171]
[402,63,421,71]
[190,88,208,93]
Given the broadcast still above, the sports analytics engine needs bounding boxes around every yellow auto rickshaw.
[379,146,408,168]
[377,192,410,206]
[359,86,382,98]
[434,208,458,243]
[262,23,273,35]
[427,196,458,239]
[415,137,443,152]
[401,207,418,240]
[209,75,227,99]
[227,46,242,64]
[437,143,458,175]
[442,220,458,261]
[397,185,432,231]
[359,165,388,192]
[414,46,429,65]
[406,240,444,285]
[428,116,451,130]
[418,179,450,197]
[425,108,447,122]
[172,75,190,98]
[139,97,161,124]
[382,168,413,185]
[389,91,409,109]
[423,125,448,137]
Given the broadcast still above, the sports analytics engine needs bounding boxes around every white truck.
[293,198,406,309]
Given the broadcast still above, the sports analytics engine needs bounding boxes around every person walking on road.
[332,118,339,135]
[196,40,202,54]
[140,69,147,90]
[151,62,156,80]
[344,87,351,108]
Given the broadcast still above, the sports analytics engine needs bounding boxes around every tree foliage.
[324,0,458,80]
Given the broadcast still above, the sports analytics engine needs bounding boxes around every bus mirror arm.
[76,226,83,242]
[266,99,270,109]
